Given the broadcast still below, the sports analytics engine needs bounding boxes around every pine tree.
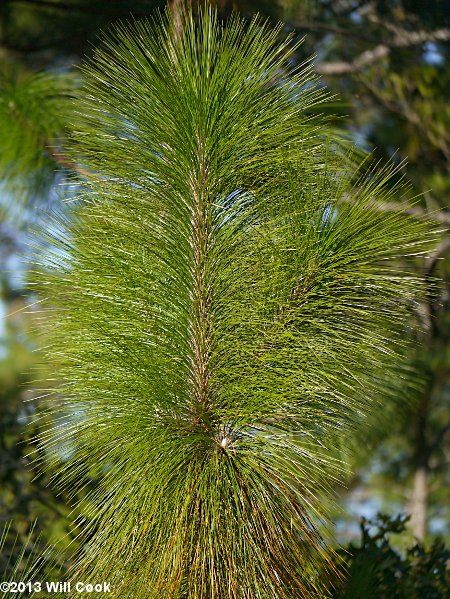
[34,6,434,598]
[0,66,75,208]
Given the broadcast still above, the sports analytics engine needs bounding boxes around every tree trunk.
[410,463,428,541]
[408,252,440,543]
[409,390,431,542]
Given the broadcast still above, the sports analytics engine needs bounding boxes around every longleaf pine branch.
[32,5,436,598]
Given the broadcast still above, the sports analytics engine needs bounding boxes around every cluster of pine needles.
[27,4,435,598]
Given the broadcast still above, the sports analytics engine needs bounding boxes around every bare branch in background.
[316,28,450,75]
